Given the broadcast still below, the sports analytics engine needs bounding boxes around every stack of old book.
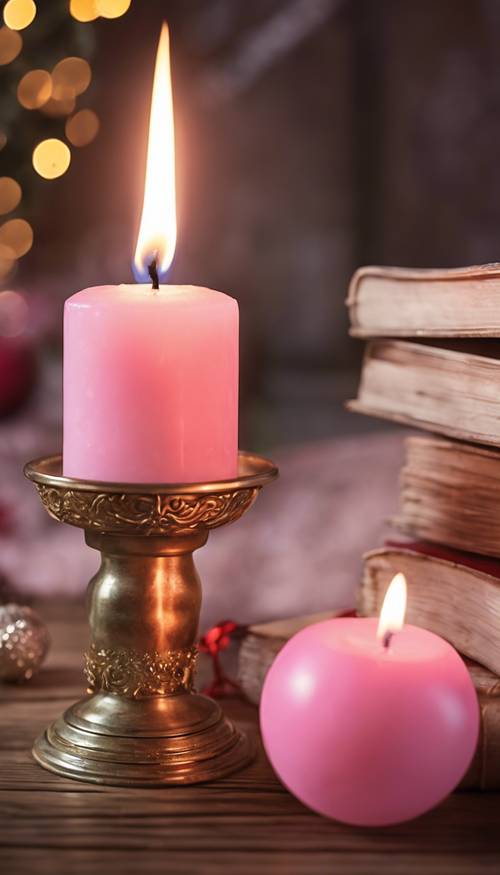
[238,264,500,789]
[346,262,500,789]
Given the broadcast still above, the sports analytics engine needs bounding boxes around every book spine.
[461,695,500,790]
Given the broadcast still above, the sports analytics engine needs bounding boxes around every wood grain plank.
[2,849,498,875]
[1,790,500,852]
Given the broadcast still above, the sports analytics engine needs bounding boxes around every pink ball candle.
[260,581,479,826]
[63,284,238,483]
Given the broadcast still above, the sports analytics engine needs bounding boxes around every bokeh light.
[0,178,22,215]
[0,290,29,337]
[0,25,22,64]
[0,218,33,258]
[96,0,131,18]
[32,139,71,179]
[0,132,7,151]
[3,0,36,31]
[41,94,76,118]
[69,0,98,22]
[17,69,52,110]
[52,57,91,98]
[0,244,15,282]
[65,109,99,147]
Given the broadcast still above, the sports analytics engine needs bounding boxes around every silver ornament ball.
[0,604,50,683]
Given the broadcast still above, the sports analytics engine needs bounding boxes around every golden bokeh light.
[0,218,33,258]
[0,244,15,282]
[17,69,52,110]
[0,290,29,337]
[52,57,91,97]
[96,0,131,18]
[69,0,98,22]
[41,94,76,118]
[65,108,99,147]
[0,178,22,215]
[3,0,36,31]
[0,132,6,151]
[32,138,71,179]
[0,25,22,64]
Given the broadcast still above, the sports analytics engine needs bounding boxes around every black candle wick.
[148,256,159,290]
[382,630,393,650]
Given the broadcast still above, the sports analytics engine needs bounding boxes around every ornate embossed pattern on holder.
[35,484,258,536]
[84,643,198,698]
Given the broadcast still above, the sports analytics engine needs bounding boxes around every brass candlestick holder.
[24,451,278,787]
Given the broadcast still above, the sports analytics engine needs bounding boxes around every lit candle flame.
[377,572,407,647]
[133,23,177,283]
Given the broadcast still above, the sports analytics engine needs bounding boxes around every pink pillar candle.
[260,617,479,826]
[63,283,238,483]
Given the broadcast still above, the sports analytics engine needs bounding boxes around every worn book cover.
[394,436,500,558]
[347,340,500,449]
[347,263,500,337]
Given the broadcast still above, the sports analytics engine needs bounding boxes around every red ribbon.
[198,620,248,698]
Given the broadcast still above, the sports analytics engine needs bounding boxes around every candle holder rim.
[24,451,278,495]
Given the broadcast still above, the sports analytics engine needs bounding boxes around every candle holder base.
[33,691,253,786]
[25,452,277,787]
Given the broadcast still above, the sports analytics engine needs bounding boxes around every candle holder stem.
[25,452,277,786]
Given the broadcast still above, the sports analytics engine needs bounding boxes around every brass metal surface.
[25,452,278,786]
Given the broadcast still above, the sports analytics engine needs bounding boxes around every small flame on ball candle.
[133,23,177,286]
[377,572,407,649]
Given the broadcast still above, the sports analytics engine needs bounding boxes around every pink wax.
[63,284,238,483]
[260,617,479,826]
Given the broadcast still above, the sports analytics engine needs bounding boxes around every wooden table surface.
[1,604,500,875]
